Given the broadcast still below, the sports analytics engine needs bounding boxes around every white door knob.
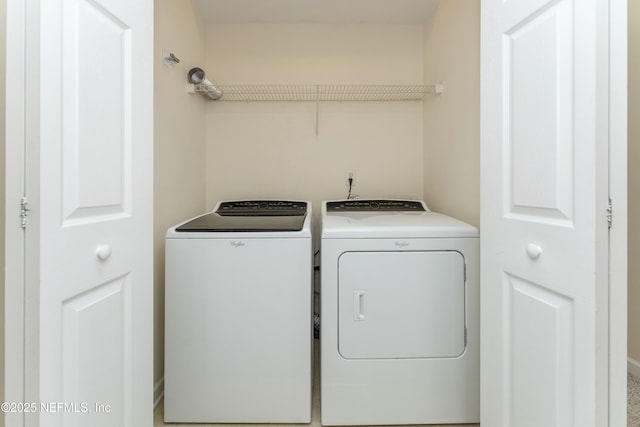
[96,244,112,261]
[526,243,542,259]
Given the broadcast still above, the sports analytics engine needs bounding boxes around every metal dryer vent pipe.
[188,67,223,100]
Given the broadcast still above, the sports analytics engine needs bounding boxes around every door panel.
[62,276,130,427]
[507,274,573,426]
[338,251,465,359]
[505,0,573,224]
[63,0,132,223]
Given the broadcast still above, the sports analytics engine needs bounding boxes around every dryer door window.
[337,250,466,359]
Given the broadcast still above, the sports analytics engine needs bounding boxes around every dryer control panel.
[326,199,426,212]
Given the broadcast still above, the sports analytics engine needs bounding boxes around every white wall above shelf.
[187,84,443,102]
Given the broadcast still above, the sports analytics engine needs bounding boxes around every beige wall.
[204,24,426,219]
[629,0,640,367]
[422,0,480,228]
[154,0,207,397]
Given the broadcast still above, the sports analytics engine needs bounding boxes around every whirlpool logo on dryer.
[230,241,245,248]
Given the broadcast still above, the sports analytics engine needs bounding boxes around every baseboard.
[628,357,640,378]
[154,376,164,409]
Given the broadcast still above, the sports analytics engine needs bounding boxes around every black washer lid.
[175,213,307,232]
[175,200,308,232]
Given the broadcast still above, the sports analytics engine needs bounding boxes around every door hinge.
[606,199,613,229]
[20,196,29,229]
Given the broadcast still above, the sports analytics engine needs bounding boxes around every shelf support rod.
[315,85,320,135]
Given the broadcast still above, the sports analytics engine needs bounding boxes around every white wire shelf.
[191,84,443,102]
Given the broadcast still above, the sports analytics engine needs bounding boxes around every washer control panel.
[216,200,307,216]
[326,200,426,212]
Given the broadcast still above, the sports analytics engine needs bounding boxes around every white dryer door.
[338,250,466,359]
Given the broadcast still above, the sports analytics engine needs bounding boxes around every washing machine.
[320,199,479,425]
[164,200,313,423]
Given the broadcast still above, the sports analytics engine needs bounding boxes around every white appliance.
[164,200,313,423]
[320,199,479,425]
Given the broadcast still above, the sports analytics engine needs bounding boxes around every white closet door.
[26,0,154,425]
[481,0,612,425]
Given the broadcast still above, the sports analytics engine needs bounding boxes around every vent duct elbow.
[188,67,223,100]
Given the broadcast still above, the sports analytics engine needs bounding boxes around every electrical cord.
[347,177,353,199]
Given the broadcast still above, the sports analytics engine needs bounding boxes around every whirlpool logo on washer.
[230,241,245,248]
[394,241,410,248]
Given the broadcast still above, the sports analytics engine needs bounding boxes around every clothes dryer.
[320,199,479,425]
[164,200,313,423]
